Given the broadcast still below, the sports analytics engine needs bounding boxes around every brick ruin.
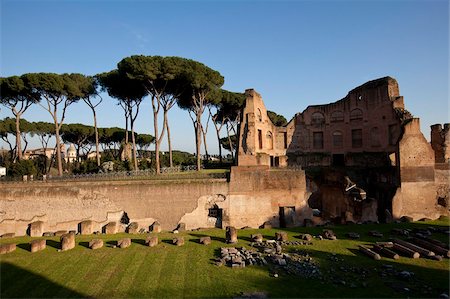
[238,76,449,224]
[0,77,448,237]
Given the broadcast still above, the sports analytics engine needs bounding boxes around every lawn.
[1,218,449,298]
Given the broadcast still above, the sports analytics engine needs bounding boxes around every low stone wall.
[0,167,311,236]
[0,179,229,236]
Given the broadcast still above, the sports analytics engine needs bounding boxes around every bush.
[7,160,37,178]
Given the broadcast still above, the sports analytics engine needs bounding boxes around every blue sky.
[1,0,448,154]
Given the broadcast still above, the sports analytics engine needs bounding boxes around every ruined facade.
[0,77,448,237]
[238,77,449,223]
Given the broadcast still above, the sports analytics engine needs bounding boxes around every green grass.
[1,219,449,298]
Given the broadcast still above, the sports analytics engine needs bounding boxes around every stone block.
[275,232,288,242]
[104,222,118,234]
[1,233,15,239]
[173,237,184,246]
[54,230,67,237]
[127,222,138,234]
[117,238,131,248]
[29,221,44,237]
[0,243,16,254]
[226,226,238,243]
[60,232,75,251]
[199,236,211,245]
[89,239,103,250]
[80,220,94,235]
[30,239,46,253]
[145,236,158,247]
[251,234,263,242]
[322,229,337,240]
[300,234,312,241]
[151,221,161,233]
[43,232,55,237]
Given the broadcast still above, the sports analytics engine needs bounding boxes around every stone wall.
[287,77,404,167]
[238,89,292,167]
[392,119,448,220]
[0,179,229,236]
[431,123,450,166]
[0,167,310,236]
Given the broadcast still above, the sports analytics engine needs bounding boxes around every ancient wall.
[0,166,310,235]
[0,179,229,236]
[180,166,310,229]
[431,123,450,166]
[227,166,311,228]
[287,77,404,167]
[392,119,448,220]
[238,89,293,167]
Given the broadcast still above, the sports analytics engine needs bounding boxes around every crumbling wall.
[287,77,403,167]
[392,119,448,220]
[431,123,450,166]
[238,89,292,167]
[0,179,229,235]
[225,166,311,228]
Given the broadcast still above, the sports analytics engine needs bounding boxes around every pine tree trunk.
[93,109,100,167]
[202,125,209,162]
[55,122,63,176]
[154,109,160,174]
[131,120,138,171]
[15,114,22,161]
[196,114,202,171]
[214,124,222,164]
[164,111,173,168]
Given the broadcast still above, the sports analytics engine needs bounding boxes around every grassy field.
[1,218,449,298]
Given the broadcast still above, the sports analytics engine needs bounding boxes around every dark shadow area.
[161,239,175,245]
[17,243,31,252]
[78,241,90,249]
[238,236,253,242]
[189,233,226,243]
[105,240,116,247]
[1,262,85,298]
[46,239,60,250]
[131,238,146,246]
[188,238,201,244]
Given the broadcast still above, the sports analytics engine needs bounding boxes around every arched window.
[350,109,363,121]
[266,131,273,150]
[311,112,325,125]
[331,111,344,122]
[257,109,262,122]
[332,131,343,148]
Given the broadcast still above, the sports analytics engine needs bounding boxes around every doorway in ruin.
[270,156,280,167]
[208,204,223,228]
[279,206,295,228]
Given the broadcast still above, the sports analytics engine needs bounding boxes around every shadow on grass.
[189,233,226,243]
[188,238,201,244]
[78,241,90,249]
[17,243,31,252]
[46,240,60,250]
[106,240,117,247]
[131,239,146,246]
[1,262,85,298]
[161,239,175,245]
